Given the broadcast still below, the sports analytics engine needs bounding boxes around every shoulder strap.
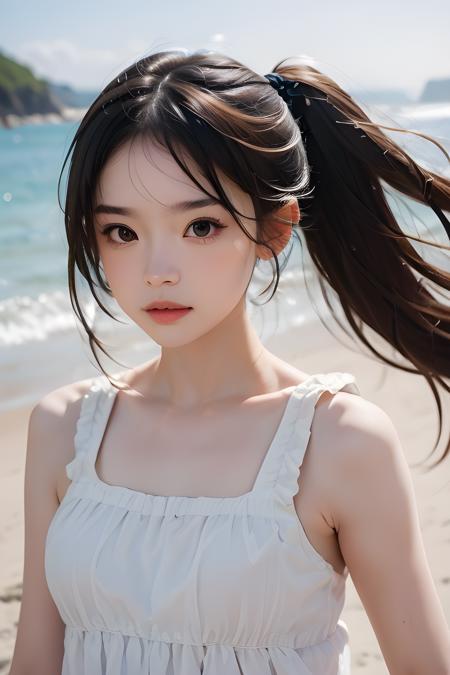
[65,375,117,482]
[270,372,360,503]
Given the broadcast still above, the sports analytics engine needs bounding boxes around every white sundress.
[45,371,361,674]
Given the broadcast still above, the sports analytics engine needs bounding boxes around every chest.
[100,392,297,498]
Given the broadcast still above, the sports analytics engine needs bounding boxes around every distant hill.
[419,77,450,103]
[47,82,97,109]
[0,50,64,125]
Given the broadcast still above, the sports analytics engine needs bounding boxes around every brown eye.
[101,225,136,244]
[185,218,227,241]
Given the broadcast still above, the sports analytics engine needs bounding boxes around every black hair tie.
[264,73,311,114]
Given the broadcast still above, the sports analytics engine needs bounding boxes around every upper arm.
[328,395,450,674]
[8,384,84,675]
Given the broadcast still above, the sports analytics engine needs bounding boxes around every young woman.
[9,49,450,675]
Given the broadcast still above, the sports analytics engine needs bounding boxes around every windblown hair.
[58,49,450,469]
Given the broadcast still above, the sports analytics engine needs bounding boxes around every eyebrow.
[94,196,222,216]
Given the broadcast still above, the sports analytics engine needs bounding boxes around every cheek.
[194,236,255,302]
[200,235,253,274]
[221,234,255,281]
[99,250,135,297]
[232,234,254,258]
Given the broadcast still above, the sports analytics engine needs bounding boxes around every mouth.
[146,307,192,312]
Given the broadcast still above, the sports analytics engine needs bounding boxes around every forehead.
[95,136,250,215]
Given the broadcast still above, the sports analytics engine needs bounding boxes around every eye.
[99,224,136,244]
[184,218,227,243]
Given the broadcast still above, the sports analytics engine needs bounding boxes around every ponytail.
[269,61,450,469]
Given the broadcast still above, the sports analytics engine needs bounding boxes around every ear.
[255,197,300,260]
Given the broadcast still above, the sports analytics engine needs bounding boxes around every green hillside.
[0,50,63,125]
[0,51,48,92]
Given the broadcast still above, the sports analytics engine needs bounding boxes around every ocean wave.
[0,290,96,346]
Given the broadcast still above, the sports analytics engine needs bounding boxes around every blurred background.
[0,2,449,673]
[1,0,449,412]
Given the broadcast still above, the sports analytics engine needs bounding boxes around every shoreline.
[0,106,86,129]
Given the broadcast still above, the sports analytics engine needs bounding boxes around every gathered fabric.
[45,371,361,674]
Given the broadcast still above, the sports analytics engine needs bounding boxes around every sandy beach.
[1,316,449,674]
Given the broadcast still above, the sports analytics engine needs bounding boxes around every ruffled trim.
[62,624,350,674]
[65,478,277,516]
[273,373,360,505]
[65,376,114,482]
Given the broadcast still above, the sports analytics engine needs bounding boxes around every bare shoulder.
[311,391,405,529]
[31,376,95,430]
[315,390,401,469]
[29,376,97,493]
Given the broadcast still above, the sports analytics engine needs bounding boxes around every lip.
[145,307,193,324]
[143,300,191,310]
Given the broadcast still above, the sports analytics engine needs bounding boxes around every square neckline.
[83,375,316,503]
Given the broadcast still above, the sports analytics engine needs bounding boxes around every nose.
[144,266,180,286]
[142,236,181,286]
[145,273,179,286]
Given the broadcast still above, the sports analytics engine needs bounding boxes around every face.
[93,136,258,348]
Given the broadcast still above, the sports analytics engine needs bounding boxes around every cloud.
[17,38,152,89]
[20,39,116,71]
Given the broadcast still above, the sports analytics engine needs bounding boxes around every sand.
[1,316,449,674]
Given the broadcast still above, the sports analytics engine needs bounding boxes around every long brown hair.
[58,49,450,469]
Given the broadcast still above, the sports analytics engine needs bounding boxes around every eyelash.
[99,218,227,246]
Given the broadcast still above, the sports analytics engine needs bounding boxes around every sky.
[1,0,449,100]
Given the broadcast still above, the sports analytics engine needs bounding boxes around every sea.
[1,101,449,412]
